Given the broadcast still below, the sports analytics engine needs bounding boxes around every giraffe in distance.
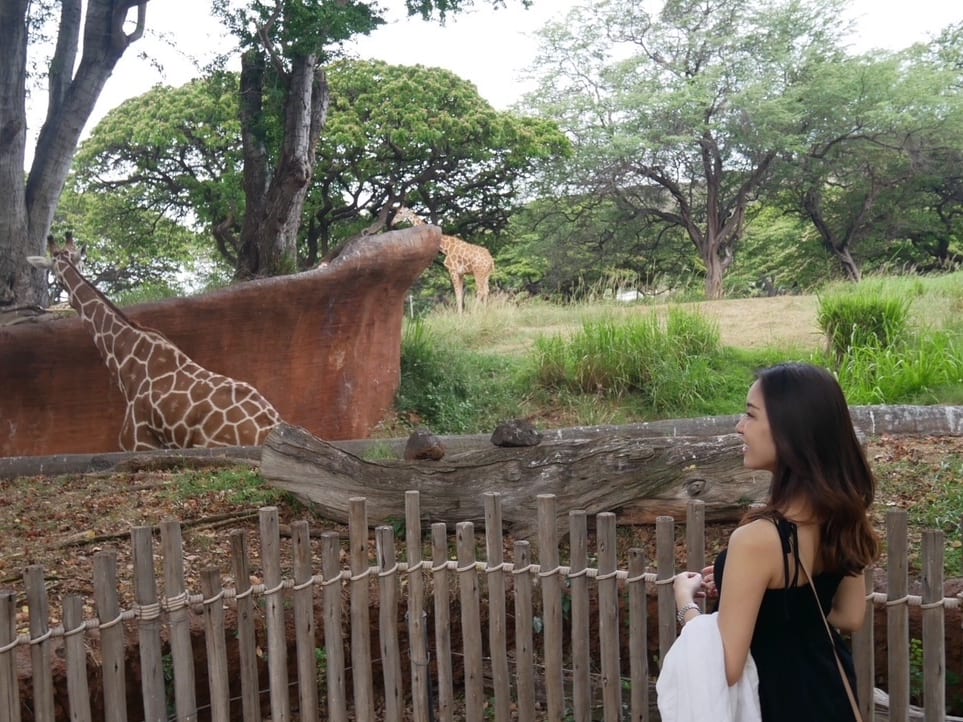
[393,206,494,314]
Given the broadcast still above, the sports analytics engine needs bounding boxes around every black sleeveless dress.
[713,516,859,721]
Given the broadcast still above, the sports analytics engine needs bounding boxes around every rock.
[491,419,543,447]
[404,428,446,461]
[0,226,440,456]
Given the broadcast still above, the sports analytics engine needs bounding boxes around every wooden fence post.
[537,494,564,721]
[887,509,909,722]
[200,568,230,722]
[349,497,374,722]
[596,513,621,722]
[0,591,20,722]
[258,507,289,722]
[377,526,403,722]
[456,521,484,722]
[292,521,319,722]
[131,526,165,722]
[921,530,945,722]
[431,522,454,722]
[656,516,677,661]
[23,566,54,722]
[852,567,875,722]
[513,540,536,722]
[484,493,512,722]
[405,491,430,722]
[160,519,198,722]
[569,510,591,722]
[627,548,648,722]
[62,595,92,722]
[686,501,705,610]
[229,529,261,722]
[321,531,348,722]
[93,551,128,722]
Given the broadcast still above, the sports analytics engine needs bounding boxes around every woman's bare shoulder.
[729,518,782,554]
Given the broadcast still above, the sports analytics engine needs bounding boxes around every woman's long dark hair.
[744,363,879,575]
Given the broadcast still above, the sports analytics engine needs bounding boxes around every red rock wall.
[0,227,440,457]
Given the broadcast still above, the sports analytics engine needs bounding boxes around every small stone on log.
[405,428,446,461]
[491,419,543,447]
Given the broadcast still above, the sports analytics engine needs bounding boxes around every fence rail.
[0,494,959,722]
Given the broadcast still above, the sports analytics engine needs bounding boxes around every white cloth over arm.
[656,612,762,722]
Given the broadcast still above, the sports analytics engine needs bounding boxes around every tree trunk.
[237,50,328,278]
[0,0,36,309]
[261,422,769,537]
[0,0,146,308]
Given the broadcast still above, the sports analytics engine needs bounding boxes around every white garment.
[656,612,762,722]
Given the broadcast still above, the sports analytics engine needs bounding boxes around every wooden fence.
[0,492,959,722]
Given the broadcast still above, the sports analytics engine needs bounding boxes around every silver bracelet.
[676,602,700,625]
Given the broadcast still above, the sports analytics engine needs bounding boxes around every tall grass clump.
[397,319,522,433]
[830,332,963,405]
[815,283,963,404]
[526,308,723,414]
[817,288,910,359]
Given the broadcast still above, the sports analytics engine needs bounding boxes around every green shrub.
[398,320,521,433]
[817,291,910,359]
[526,309,724,414]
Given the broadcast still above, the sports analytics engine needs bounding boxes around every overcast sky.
[25,0,963,149]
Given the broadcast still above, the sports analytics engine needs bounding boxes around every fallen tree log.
[260,422,770,536]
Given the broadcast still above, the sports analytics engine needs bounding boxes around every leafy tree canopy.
[66,58,570,282]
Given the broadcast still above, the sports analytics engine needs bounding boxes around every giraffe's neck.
[439,235,457,255]
[54,257,183,397]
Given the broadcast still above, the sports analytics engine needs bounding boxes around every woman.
[674,362,878,721]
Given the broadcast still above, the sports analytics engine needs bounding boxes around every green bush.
[817,291,910,359]
[397,320,521,433]
[526,309,724,413]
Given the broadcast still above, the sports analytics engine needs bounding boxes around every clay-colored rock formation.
[0,226,440,456]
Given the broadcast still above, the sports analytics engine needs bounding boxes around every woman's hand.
[673,571,704,608]
[701,564,719,600]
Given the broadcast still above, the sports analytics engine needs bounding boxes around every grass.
[396,271,963,576]
[170,467,290,507]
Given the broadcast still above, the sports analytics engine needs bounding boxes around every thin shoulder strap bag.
[796,550,864,722]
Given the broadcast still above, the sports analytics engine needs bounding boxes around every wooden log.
[260,423,768,534]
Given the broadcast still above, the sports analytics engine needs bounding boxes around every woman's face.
[735,380,778,473]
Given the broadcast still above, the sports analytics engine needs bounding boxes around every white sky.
[27,0,963,149]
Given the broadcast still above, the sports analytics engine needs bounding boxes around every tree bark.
[260,422,770,537]
[0,0,146,308]
[237,49,328,279]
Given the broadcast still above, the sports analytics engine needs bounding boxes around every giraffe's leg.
[476,272,490,304]
[451,272,465,314]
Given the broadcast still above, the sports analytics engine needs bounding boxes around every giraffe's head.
[391,205,428,227]
[27,235,85,272]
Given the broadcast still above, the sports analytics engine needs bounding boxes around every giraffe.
[392,206,494,314]
[26,242,282,450]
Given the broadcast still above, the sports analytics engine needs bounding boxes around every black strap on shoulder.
[771,515,802,619]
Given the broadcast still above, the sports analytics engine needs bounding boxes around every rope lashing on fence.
[3,569,962,656]
[869,591,962,610]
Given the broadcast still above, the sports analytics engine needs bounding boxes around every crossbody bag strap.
[796,551,864,722]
